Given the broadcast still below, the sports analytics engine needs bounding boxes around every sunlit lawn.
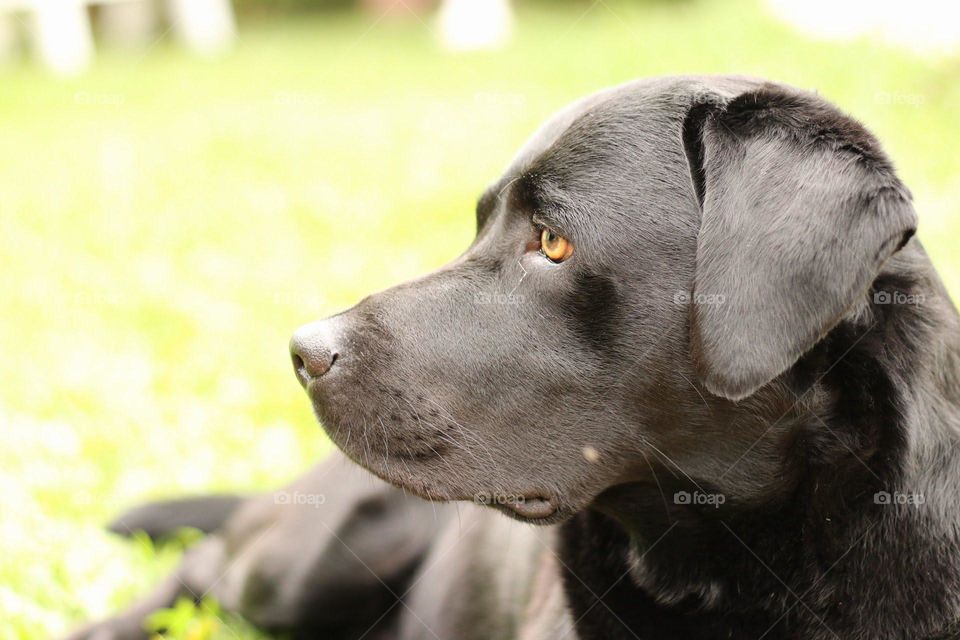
[1,1,958,637]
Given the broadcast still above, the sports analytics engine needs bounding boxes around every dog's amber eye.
[540,228,573,263]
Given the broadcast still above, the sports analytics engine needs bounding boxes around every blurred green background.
[1,0,958,637]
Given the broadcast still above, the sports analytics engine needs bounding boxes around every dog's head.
[291,76,916,524]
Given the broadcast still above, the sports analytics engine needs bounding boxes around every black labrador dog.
[67,75,960,640]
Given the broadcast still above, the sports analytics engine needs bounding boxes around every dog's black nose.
[290,321,339,387]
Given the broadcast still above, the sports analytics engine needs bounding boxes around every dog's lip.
[483,493,558,520]
[502,496,556,520]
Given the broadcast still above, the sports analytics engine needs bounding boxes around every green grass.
[1,1,958,637]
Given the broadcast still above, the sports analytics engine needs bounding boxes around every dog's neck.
[559,263,960,639]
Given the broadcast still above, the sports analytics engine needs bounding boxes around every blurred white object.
[0,0,236,76]
[767,0,960,57]
[99,0,158,48]
[438,0,513,51]
[33,1,94,75]
[166,0,235,57]
[0,11,19,63]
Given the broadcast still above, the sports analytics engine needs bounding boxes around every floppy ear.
[685,86,917,401]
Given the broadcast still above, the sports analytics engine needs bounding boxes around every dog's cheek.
[560,269,622,359]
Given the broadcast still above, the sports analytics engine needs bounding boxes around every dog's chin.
[325,435,574,525]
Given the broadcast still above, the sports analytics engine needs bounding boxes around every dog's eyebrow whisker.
[496,174,524,201]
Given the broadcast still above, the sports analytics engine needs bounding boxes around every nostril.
[290,344,337,387]
[292,353,307,376]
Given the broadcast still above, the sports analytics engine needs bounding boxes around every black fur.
[562,270,621,357]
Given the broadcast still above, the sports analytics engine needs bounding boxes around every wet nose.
[289,320,340,387]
